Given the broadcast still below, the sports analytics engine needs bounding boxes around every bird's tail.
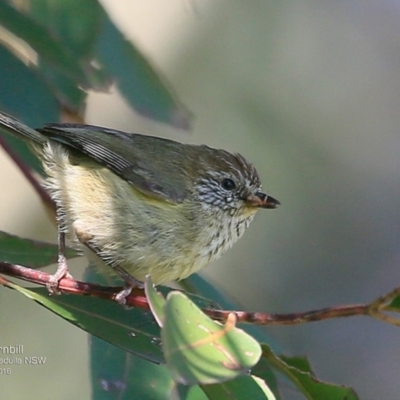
[0,111,47,145]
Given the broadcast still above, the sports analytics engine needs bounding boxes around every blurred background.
[2,1,400,399]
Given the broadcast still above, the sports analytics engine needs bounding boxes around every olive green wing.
[0,112,47,145]
[38,124,189,203]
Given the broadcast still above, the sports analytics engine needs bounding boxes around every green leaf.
[0,1,90,85]
[0,45,60,172]
[252,358,281,399]
[171,376,276,400]
[3,281,164,364]
[171,384,208,400]
[0,231,78,268]
[95,9,192,129]
[28,0,110,107]
[280,355,313,373]
[389,295,400,309]
[29,0,102,57]
[35,62,88,113]
[262,344,359,400]
[182,274,281,397]
[145,275,166,327]
[0,0,191,127]
[90,336,173,400]
[162,291,261,385]
[84,268,178,399]
[201,375,276,400]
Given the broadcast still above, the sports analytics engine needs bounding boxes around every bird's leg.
[73,221,143,305]
[46,229,73,294]
[111,265,144,304]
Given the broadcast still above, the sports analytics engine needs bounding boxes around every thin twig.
[368,286,400,327]
[0,262,149,309]
[1,261,400,327]
[208,305,370,325]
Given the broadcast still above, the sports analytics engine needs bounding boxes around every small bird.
[0,112,279,299]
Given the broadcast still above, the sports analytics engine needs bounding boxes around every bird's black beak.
[246,192,280,209]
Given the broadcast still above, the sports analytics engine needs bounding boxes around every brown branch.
[207,305,370,325]
[1,261,400,327]
[0,262,149,309]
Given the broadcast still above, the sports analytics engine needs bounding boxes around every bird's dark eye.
[221,178,236,191]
